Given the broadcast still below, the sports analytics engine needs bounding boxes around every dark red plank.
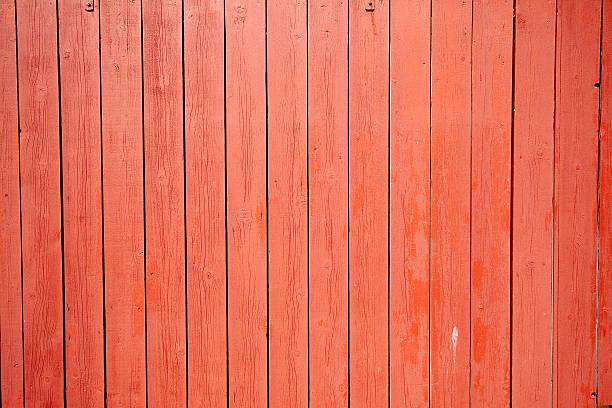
[58,1,105,405]
[389,0,430,405]
[470,0,513,405]
[0,0,23,405]
[512,0,556,406]
[430,0,472,405]
[16,0,65,405]
[267,0,308,404]
[225,0,268,402]
[184,0,227,405]
[307,0,349,403]
[100,0,147,405]
[348,0,389,406]
[599,0,612,403]
[553,0,601,406]
[142,0,186,405]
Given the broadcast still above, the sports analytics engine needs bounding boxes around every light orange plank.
[430,0,472,405]
[348,0,389,406]
[58,1,105,405]
[511,0,556,406]
[307,0,349,404]
[16,0,65,405]
[553,0,601,406]
[100,0,147,405]
[184,0,227,404]
[470,0,513,405]
[267,0,308,404]
[0,0,23,405]
[389,0,430,405]
[225,0,268,402]
[142,0,186,405]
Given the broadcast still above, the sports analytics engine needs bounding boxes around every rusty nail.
[84,1,94,11]
[365,0,375,11]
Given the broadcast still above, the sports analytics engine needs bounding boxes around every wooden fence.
[0,0,610,406]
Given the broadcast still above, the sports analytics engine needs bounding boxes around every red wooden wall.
[0,0,610,406]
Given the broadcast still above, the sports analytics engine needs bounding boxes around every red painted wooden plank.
[430,0,471,405]
[389,0,430,405]
[267,0,308,404]
[553,1,601,406]
[58,1,105,405]
[348,0,389,406]
[307,0,349,404]
[599,0,612,403]
[225,0,267,402]
[16,0,65,405]
[470,0,512,405]
[184,0,227,405]
[511,1,556,406]
[100,0,147,405]
[0,0,23,405]
[142,0,186,405]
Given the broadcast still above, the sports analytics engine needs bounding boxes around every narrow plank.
[348,0,389,405]
[599,0,612,403]
[553,0,601,406]
[57,1,105,405]
[267,0,308,404]
[142,0,186,405]
[100,0,147,405]
[225,0,268,402]
[184,0,227,405]
[389,0,430,405]
[16,0,65,405]
[511,0,556,406]
[307,0,349,403]
[430,0,472,405]
[470,0,513,405]
[0,0,23,405]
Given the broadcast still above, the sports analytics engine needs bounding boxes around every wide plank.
[100,0,147,405]
[16,0,65,405]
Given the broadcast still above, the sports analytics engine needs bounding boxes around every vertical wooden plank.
[184,0,227,404]
[389,0,430,405]
[0,0,23,405]
[430,0,471,406]
[16,0,64,405]
[553,0,601,406]
[225,0,267,402]
[470,0,512,406]
[307,0,349,404]
[142,0,186,405]
[100,0,147,405]
[58,1,105,405]
[511,0,556,406]
[599,0,612,403]
[348,0,389,405]
[267,0,308,404]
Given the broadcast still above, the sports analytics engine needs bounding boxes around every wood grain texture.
[599,0,612,403]
[142,0,186,405]
[58,1,105,405]
[348,0,389,405]
[470,0,512,405]
[0,0,23,405]
[225,0,268,402]
[430,1,472,406]
[184,0,227,405]
[100,0,147,405]
[511,0,555,406]
[267,0,308,404]
[16,0,65,405]
[553,0,601,406]
[307,0,349,404]
[389,0,430,405]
